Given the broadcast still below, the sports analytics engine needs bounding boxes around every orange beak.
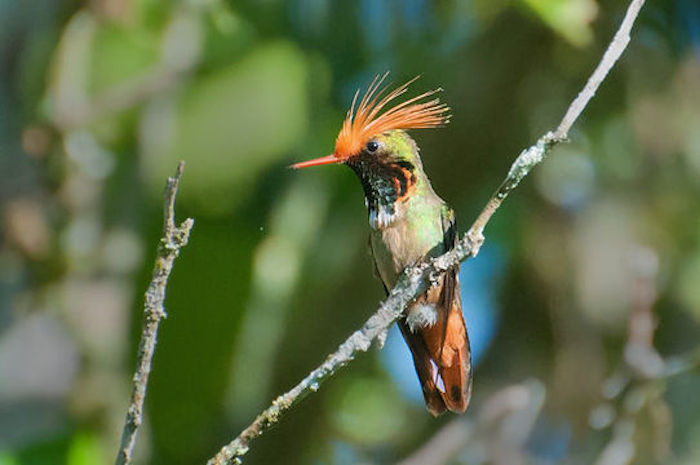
[290,154,340,169]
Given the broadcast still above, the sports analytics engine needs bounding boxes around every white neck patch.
[368,203,398,230]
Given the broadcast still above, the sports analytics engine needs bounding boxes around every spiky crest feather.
[334,73,450,159]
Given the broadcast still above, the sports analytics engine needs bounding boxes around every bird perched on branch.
[293,74,471,416]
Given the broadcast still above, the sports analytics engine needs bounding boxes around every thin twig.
[55,67,183,131]
[662,347,700,379]
[399,380,546,465]
[115,162,194,465]
[207,1,646,463]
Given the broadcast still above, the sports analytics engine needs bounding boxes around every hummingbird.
[292,74,471,415]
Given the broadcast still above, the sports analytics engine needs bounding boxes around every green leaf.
[142,41,309,215]
[67,432,106,465]
[521,0,598,47]
[0,452,19,465]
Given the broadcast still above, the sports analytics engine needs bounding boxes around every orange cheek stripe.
[397,168,416,201]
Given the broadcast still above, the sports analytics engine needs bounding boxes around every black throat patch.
[346,155,416,222]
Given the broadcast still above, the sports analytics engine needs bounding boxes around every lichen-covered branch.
[468,0,645,239]
[115,162,194,465]
[206,234,481,465]
[207,1,646,463]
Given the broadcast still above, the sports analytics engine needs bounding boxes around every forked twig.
[115,162,194,465]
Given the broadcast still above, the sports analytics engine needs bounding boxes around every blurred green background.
[1,0,699,464]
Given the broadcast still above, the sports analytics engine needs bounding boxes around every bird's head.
[292,73,450,172]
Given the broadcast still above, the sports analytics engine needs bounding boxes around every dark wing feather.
[428,205,472,413]
[369,206,472,416]
[368,236,390,294]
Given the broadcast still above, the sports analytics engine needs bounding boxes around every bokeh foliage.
[1,0,699,464]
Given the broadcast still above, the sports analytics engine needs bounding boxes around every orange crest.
[334,73,450,159]
[291,74,450,170]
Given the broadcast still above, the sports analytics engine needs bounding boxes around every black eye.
[366,141,379,153]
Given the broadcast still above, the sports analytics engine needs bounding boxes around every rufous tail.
[399,280,472,416]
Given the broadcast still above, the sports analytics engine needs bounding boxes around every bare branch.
[398,380,546,465]
[207,1,646,463]
[115,162,194,465]
[554,0,646,139]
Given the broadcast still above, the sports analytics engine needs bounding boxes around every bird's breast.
[370,199,445,288]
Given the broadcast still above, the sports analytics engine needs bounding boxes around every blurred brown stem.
[207,1,646,463]
[114,162,194,465]
[399,380,546,465]
[55,67,183,131]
